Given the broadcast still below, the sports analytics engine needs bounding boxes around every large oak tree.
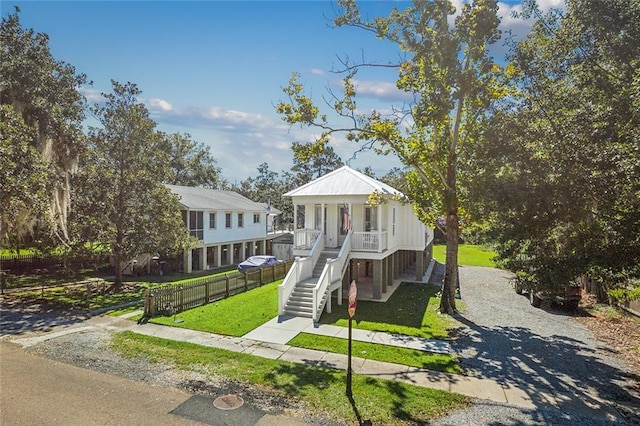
[473,0,640,301]
[0,9,87,249]
[72,81,192,289]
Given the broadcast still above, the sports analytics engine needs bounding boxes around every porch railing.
[293,229,321,250]
[351,231,387,252]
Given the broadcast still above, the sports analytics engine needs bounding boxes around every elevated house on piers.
[279,166,434,320]
[166,185,281,273]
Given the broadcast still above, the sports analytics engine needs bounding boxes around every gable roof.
[284,166,402,197]
[165,185,279,213]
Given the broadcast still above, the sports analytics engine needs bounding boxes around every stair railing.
[278,233,324,315]
[312,231,352,321]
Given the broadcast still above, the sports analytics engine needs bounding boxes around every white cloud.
[537,0,566,11]
[147,98,173,112]
[310,68,325,76]
[80,87,104,103]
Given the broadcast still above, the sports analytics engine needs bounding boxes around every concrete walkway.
[242,315,452,354]
[11,313,535,409]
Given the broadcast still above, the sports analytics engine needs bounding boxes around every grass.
[110,331,469,425]
[5,280,151,311]
[320,282,455,339]
[145,280,281,335]
[4,268,244,313]
[138,278,462,378]
[288,333,462,374]
[432,244,498,268]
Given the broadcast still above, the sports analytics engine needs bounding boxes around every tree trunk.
[440,217,459,315]
[114,253,123,291]
[439,153,459,315]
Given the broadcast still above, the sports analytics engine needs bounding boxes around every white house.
[166,185,281,273]
[279,166,434,320]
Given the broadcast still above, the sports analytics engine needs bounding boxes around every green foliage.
[161,132,225,188]
[608,280,640,304]
[472,0,640,297]
[290,141,344,186]
[0,9,88,246]
[71,81,193,288]
[232,162,295,227]
[0,105,50,247]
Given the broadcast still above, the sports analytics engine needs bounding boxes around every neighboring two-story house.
[278,166,434,320]
[166,185,280,273]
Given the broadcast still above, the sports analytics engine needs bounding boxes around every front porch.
[293,229,388,254]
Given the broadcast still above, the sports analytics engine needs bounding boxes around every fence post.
[179,285,184,311]
[225,275,230,297]
[205,281,210,303]
[144,289,151,317]
[244,272,248,292]
[86,282,91,308]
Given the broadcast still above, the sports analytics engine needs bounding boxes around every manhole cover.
[213,394,244,410]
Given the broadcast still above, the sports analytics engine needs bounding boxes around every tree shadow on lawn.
[451,314,639,424]
[321,282,444,337]
[264,360,445,425]
[0,297,89,335]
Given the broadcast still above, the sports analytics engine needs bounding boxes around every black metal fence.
[144,260,293,317]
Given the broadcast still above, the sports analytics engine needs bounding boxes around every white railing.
[312,231,352,321]
[278,257,302,315]
[293,229,321,249]
[351,231,388,252]
[278,233,325,315]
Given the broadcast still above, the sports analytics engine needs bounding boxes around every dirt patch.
[576,295,640,377]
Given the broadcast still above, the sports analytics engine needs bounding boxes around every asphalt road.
[0,341,308,426]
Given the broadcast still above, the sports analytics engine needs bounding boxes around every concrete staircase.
[312,250,339,277]
[282,250,340,318]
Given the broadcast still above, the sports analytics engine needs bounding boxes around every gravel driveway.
[432,264,639,426]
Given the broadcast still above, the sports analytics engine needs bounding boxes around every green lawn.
[146,280,281,336]
[432,244,497,267]
[288,333,461,374]
[141,279,461,376]
[110,331,469,425]
[320,282,455,339]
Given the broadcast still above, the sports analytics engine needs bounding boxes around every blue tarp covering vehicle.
[237,255,280,272]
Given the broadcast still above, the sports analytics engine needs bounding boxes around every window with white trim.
[364,206,378,232]
[189,211,204,240]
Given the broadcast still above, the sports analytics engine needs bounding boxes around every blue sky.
[6,0,564,184]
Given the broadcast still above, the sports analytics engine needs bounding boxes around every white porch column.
[377,206,382,253]
[293,204,298,231]
[183,249,192,273]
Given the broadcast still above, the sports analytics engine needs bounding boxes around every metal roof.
[283,166,402,197]
[165,185,280,213]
